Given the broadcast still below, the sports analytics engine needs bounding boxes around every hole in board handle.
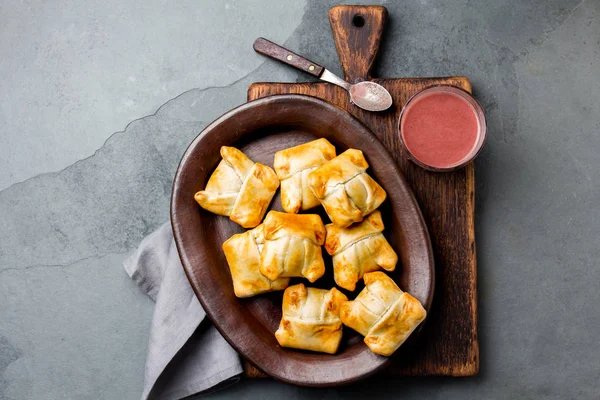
[352,15,365,27]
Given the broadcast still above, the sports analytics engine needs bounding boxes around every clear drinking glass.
[398,85,487,172]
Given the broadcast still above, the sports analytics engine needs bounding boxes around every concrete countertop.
[1,0,598,399]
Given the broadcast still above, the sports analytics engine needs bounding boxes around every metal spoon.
[253,38,392,112]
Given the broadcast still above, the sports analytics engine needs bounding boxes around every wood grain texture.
[243,4,478,378]
[329,5,387,82]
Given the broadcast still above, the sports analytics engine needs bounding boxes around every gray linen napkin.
[124,222,244,400]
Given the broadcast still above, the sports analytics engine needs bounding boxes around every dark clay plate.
[171,94,434,386]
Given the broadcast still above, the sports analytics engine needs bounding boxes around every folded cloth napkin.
[124,222,244,400]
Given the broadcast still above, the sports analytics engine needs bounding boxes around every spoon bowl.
[349,81,393,112]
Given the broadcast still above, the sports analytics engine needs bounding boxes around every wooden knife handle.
[328,5,387,83]
[253,38,324,78]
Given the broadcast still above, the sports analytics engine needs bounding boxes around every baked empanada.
[340,271,426,356]
[222,224,290,298]
[308,149,387,228]
[273,138,336,213]
[194,146,279,228]
[275,284,348,354]
[325,210,398,291]
[260,211,326,283]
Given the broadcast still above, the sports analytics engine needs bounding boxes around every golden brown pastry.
[325,210,398,291]
[339,271,426,356]
[273,138,337,213]
[308,149,387,228]
[259,211,326,283]
[275,284,348,354]
[194,146,279,228]
[222,224,290,298]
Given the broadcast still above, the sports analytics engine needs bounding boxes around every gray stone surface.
[0,0,599,399]
[0,0,306,191]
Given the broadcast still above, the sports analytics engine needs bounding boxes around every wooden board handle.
[253,37,324,78]
[328,5,387,83]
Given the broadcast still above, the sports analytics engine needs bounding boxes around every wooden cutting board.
[245,5,478,378]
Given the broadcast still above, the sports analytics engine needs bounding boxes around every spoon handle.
[253,38,324,78]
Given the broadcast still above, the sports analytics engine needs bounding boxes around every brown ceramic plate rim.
[171,94,435,386]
